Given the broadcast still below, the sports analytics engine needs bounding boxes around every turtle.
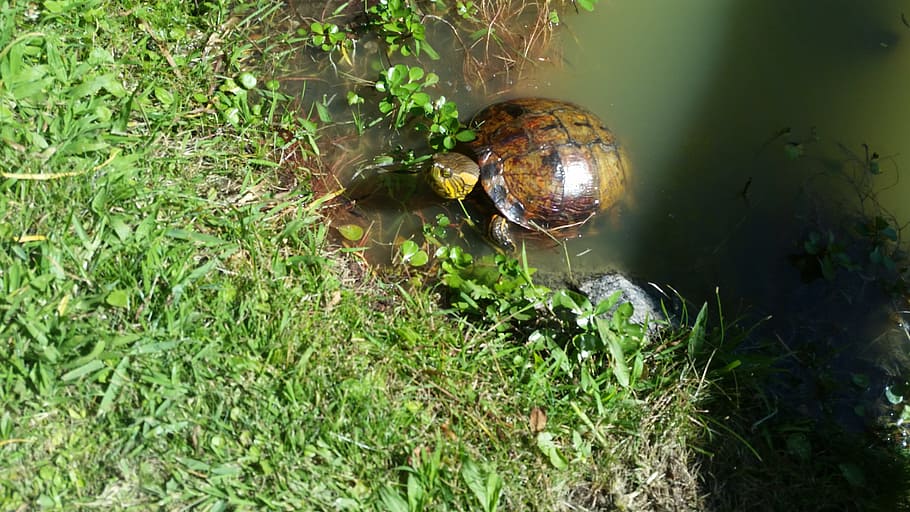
[427,97,628,251]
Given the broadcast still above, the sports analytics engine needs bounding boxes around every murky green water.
[527,0,910,290]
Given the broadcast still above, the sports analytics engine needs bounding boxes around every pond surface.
[540,0,906,277]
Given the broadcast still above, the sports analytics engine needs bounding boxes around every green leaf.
[110,216,133,242]
[347,91,364,105]
[575,0,599,11]
[43,0,71,13]
[597,318,630,387]
[536,432,568,469]
[238,72,257,89]
[484,471,503,512]
[420,41,440,60]
[337,224,364,241]
[686,302,708,359]
[423,72,439,87]
[61,360,105,382]
[461,458,502,512]
[9,65,52,100]
[407,66,424,82]
[63,340,107,370]
[406,473,425,510]
[408,250,428,266]
[223,107,240,126]
[551,288,584,313]
[455,129,476,142]
[885,386,904,405]
[379,486,409,512]
[387,65,406,86]
[400,239,419,258]
[869,157,881,174]
[106,289,129,308]
[783,142,803,159]
[315,100,332,123]
[411,92,431,108]
[63,139,110,155]
[154,86,174,105]
[838,463,866,488]
[593,291,622,316]
[98,356,129,416]
[130,341,179,355]
[850,373,870,389]
[71,74,127,98]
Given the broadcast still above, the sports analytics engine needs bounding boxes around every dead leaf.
[441,420,458,441]
[529,407,547,433]
[325,290,342,312]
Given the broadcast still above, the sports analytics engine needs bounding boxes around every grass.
[3,0,909,510]
[0,1,709,509]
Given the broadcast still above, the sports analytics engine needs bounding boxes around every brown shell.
[468,98,627,232]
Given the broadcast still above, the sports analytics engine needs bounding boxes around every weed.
[374,63,475,151]
[367,0,439,59]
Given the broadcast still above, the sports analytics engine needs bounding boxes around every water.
[526,0,909,284]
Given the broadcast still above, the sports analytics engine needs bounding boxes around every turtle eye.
[432,163,451,178]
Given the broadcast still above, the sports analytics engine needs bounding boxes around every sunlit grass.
[4,0,908,510]
[0,1,709,509]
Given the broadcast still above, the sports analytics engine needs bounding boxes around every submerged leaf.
[783,142,804,159]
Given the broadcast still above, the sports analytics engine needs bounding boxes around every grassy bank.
[3,1,909,511]
[0,1,711,509]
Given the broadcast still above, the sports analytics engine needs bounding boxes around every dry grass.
[457,0,562,92]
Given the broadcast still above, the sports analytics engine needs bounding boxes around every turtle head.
[427,152,480,200]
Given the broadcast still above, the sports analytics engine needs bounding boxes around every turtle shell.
[468,98,627,233]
